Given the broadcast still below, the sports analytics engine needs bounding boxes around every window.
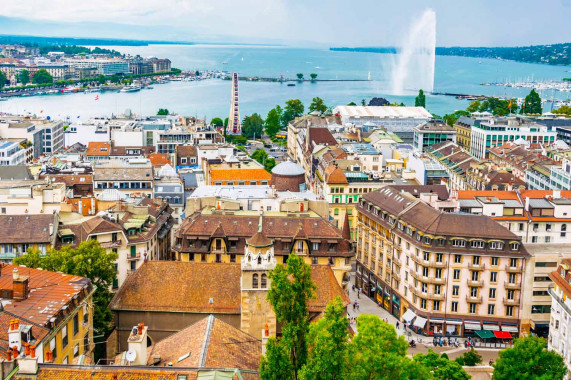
[451,301,458,312]
[423,236,432,245]
[452,239,466,247]
[531,305,551,314]
[423,251,430,261]
[49,337,57,361]
[471,240,484,249]
[506,305,514,317]
[471,271,479,281]
[470,287,478,298]
[509,273,517,284]
[490,272,497,282]
[489,241,503,250]
[437,238,446,246]
[454,255,461,264]
[435,268,442,279]
[507,290,515,300]
[510,242,520,251]
[533,290,549,296]
[421,283,428,293]
[252,274,259,288]
[436,253,443,263]
[472,256,480,265]
[433,300,440,311]
[491,257,499,266]
[434,284,441,295]
[311,257,318,265]
[489,288,496,298]
[261,274,267,288]
[452,286,459,296]
[230,254,236,263]
[453,269,460,280]
[534,276,551,282]
[535,262,557,267]
[420,299,427,309]
[73,314,79,335]
[312,242,319,250]
[532,236,538,243]
[469,303,476,314]
[62,325,68,349]
[488,304,495,315]
[422,266,429,277]
[510,258,518,268]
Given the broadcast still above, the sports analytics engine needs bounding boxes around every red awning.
[493,331,512,339]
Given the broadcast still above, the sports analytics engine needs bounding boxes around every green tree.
[361,99,366,106]
[32,69,54,84]
[455,348,482,366]
[309,97,328,114]
[522,89,542,114]
[14,240,118,360]
[347,101,357,106]
[348,315,430,379]
[493,336,566,380]
[553,105,571,117]
[299,297,350,380]
[251,149,275,171]
[157,108,169,115]
[296,73,304,80]
[310,73,318,80]
[282,99,305,128]
[0,71,6,89]
[265,105,283,137]
[211,117,224,127]
[260,337,295,380]
[443,110,470,126]
[467,100,481,113]
[242,113,264,139]
[264,253,316,380]
[414,350,470,380]
[17,69,30,85]
[415,89,426,108]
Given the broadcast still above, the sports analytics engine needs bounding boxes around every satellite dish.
[126,349,137,363]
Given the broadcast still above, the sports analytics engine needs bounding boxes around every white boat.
[120,85,141,93]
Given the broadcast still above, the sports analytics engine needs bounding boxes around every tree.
[310,73,318,80]
[32,69,54,84]
[157,108,169,115]
[299,297,350,380]
[361,99,366,106]
[493,336,566,380]
[282,99,305,128]
[553,105,571,117]
[414,350,470,380]
[347,101,357,106]
[265,106,283,137]
[296,73,304,80]
[467,100,481,113]
[17,69,30,85]
[251,149,276,172]
[348,315,429,379]
[522,89,542,115]
[415,89,426,108]
[0,71,6,89]
[309,97,328,114]
[260,337,295,380]
[242,113,264,139]
[211,117,224,127]
[264,253,316,380]
[455,348,482,366]
[14,240,118,361]
[443,110,470,126]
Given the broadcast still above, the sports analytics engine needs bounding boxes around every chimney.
[12,269,30,301]
[17,350,38,375]
[8,319,22,352]
[128,322,148,366]
[262,324,270,356]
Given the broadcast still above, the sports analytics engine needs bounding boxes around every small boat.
[287,83,296,87]
[120,85,141,93]
[144,85,154,89]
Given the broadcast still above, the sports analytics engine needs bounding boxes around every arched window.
[257,256,262,264]
[261,274,267,288]
[252,273,259,288]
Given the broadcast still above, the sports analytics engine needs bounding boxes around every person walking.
[396,321,400,329]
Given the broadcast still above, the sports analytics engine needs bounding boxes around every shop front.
[392,294,401,319]
[412,314,428,335]
[444,319,462,336]
[427,317,444,336]
[463,321,482,337]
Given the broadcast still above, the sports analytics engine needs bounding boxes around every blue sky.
[0,0,570,46]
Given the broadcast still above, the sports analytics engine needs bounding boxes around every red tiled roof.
[325,165,348,184]
[210,168,271,182]
[86,142,111,156]
[148,153,172,168]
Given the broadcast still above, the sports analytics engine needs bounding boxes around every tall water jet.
[390,9,436,95]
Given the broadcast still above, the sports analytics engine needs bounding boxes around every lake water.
[1,44,569,121]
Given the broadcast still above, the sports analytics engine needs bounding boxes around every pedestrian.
[396,321,400,329]
[357,291,360,299]
[357,302,360,310]
[352,303,356,311]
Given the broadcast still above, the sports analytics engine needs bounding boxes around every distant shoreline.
[330,44,571,67]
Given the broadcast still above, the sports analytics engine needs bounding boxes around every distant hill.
[331,43,570,66]
[0,34,194,47]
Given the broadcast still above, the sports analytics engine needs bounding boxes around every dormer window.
[423,236,432,245]
[437,238,445,246]
[257,256,262,265]
[452,239,466,248]
[489,241,504,250]
[510,242,520,251]
[470,240,484,249]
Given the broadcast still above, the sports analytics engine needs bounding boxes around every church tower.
[228,72,241,134]
[240,213,277,339]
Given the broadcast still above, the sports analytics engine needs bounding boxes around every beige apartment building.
[355,186,528,337]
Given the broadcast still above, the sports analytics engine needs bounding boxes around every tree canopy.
[309,97,328,114]
[310,73,318,80]
[493,336,566,380]
[282,99,305,128]
[242,113,264,139]
[0,71,6,89]
[296,73,304,80]
[32,69,54,84]
[265,105,283,137]
[553,105,571,117]
[17,69,30,85]
[157,108,169,115]
[415,89,426,108]
[454,348,482,366]
[251,148,276,172]
[210,117,224,127]
[522,89,542,114]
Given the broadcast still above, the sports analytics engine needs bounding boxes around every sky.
[0,0,570,46]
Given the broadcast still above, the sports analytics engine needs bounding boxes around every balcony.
[505,265,523,273]
[504,297,520,306]
[467,279,484,287]
[127,253,141,261]
[468,262,486,270]
[100,240,122,248]
[505,282,521,290]
[426,292,445,301]
[429,260,447,268]
[427,276,447,285]
[410,254,429,266]
[466,295,483,304]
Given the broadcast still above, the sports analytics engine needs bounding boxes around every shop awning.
[475,330,495,339]
[493,331,512,339]
[464,322,481,330]
[482,324,500,331]
[413,316,427,329]
[501,326,519,333]
[445,320,462,325]
[402,309,416,323]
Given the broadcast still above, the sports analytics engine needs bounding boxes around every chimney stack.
[8,319,22,352]
[12,269,30,301]
[128,322,148,366]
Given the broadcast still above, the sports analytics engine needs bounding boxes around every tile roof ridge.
[199,314,215,368]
